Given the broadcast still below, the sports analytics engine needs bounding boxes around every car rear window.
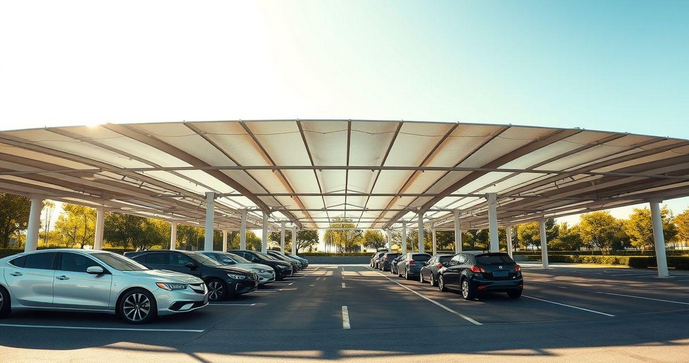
[476,254,515,265]
[438,255,452,263]
[387,254,400,258]
[412,254,431,262]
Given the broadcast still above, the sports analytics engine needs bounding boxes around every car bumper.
[155,288,209,316]
[471,278,523,292]
[258,272,276,285]
[229,279,259,295]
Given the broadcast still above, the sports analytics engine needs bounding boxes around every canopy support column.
[540,218,549,269]
[506,224,514,258]
[386,229,392,251]
[291,226,297,255]
[204,192,215,251]
[170,222,177,250]
[488,193,499,252]
[222,230,228,252]
[432,227,437,255]
[240,209,247,250]
[417,213,424,254]
[261,211,268,253]
[94,206,105,250]
[401,221,407,254]
[24,196,43,252]
[650,200,669,278]
[280,221,286,254]
[454,209,462,253]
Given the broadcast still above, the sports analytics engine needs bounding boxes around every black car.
[370,251,386,269]
[419,254,453,286]
[437,251,523,300]
[229,250,293,280]
[379,252,400,271]
[125,250,258,301]
[266,250,302,271]
[396,253,432,280]
[389,254,406,275]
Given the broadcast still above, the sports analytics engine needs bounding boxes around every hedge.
[524,254,689,270]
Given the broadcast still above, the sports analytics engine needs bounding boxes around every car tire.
[438,274,447,292]
[431,274,437,286]
[0,286,11,319]
[206,278,227,301]
[118,288,157,324]
[461,277,475,300]
[507,290,523,299]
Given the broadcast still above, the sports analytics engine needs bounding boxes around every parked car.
[229,250,293,280]
[286,253,309,268]
[200,252,275,285]
[370,251,387,269]
[389,254,406,275]
[266,250,303,271]
[0,249,208,324]
[419,254,454,286]
[396,253,432,280]
[125,250,258,301]
[379,252,400,271]
[437,251,523,300]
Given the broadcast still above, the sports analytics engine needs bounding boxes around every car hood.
[234,263,273,272]
[213,265,254,275]
[122,269,204,284]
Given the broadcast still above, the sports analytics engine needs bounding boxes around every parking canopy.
[1,120,688,230]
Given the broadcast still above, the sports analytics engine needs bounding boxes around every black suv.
[125,250,258,301]
[266,250,302,271]
[438,251,523,300]
[229,250,293,280]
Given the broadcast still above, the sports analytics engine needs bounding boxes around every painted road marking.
[597,292,689,306]
[342,282,346,289]
[377,272,482,326]
[523,295,615,317]
[210,303,256,306]
[342,306,351,329]
[253,289,281,293]
[0,324,204,333]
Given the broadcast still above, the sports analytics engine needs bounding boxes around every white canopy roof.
[1,120,688,231]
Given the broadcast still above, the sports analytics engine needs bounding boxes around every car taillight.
[515,265,521,272]
[408,259,415,265]
[470,266,485,273]
[436,263,443,268]
[385,257,389,261]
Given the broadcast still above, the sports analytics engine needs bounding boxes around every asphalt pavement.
[1,264,688,362]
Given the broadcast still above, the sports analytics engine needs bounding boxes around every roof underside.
[1,120,688,231]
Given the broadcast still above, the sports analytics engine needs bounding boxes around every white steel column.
[417,213,424,254]
[94,206,105,250]
[506,224,514,258]
[24,196,43,252]
[432,228,437,255]
[291,226,297,255]
[487,193,499,252]
[239,209,247,250]
[280,221,286,254]
[261,211,268,253]
[386,229,392,251]
[170,222,177,250]
[204,192,215,251]
[650,200,669,278]
[401,221,407,254]
[222,230,228,252]
[454,209,462,253]
[539,219,549,269]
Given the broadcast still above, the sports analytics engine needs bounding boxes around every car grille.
[189,283,205,294]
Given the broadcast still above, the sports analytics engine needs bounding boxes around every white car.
[0,249,208,324]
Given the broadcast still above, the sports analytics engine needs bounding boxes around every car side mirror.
[185,262,198,269]
[87,266,104,275]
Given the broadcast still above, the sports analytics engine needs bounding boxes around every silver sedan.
[0,249,208,324]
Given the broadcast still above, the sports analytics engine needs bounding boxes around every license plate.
[493,271,508,278]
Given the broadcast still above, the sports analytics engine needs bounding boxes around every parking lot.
[1,265,689,362]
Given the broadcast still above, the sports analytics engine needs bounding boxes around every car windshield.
[226,253,250,264]
[476,254,515,265]
[92,253,148,271]
[189,252,223,266]
[258,252,278,261]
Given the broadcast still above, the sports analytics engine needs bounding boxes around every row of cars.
[0,248,308,324]
[371,250,523,300]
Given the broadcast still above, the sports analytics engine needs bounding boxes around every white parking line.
[342,306,351,329]
[210,303,256,306]
[342,282,346,289]
[597,292,689,306]
[377,272,482,326]
[523,295,615,317]
[0,323,204,333]
[253,289,281,293]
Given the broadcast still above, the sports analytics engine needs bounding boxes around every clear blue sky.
[1,0,687,226]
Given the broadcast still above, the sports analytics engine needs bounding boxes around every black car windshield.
[476,254,515,265]
[92,253,148,271]
[226,253,250,264]
[189,252,223,266]
[258,252,278,261]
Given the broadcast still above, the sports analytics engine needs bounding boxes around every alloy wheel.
[439,276,444,291]
[208,281,224,301]
[462,279,469,298]
[123,293,151,322]
[0,292,4,310]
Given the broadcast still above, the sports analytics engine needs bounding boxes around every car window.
[59,253,101,273]
[92,253,148,271]
[412,254,431,262]
[227,253,250,264]
[438,255,452,264]
[449,255,461,266]
[145,253,168,265]
[9,256,26,267]
[458,254,468,264]
[170,253,193,266]
[24,252,57,270]
[476,254,514,265]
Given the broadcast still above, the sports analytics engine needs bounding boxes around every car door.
[168,252,202,277]
[4,252,57,307]
[422,257,435,279]
[53,252,113,310]
[443,254,463,285]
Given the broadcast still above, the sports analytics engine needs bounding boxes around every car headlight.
[227,273,246,280]
[156,282,188,291]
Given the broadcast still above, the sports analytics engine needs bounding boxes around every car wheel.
[507,290,523,299]
[119,289,157,324]
[461,277,475,300]
[420,272,425,283]
[207,279,227,301]
[0,286,11,318]
[431,274,437,286]
[438,274,447,292]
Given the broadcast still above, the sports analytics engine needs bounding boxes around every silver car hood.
[122,269,204,284]
[234,263,273,272]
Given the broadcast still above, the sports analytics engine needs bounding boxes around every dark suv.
[396,253,432,280]
[437,251,523,300]
[379,252,400,271]
[125,250,258,301]
[229,250,293,280]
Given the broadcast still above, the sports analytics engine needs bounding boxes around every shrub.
[526,254,689,270]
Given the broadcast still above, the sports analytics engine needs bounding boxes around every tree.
[105,212,170,250]
[323,217,363,253]
[230,230,262,251]
[0,193,33,248]
[42,201,56,246]
[624,206,678,250]
[268,229,319,252]
[363,230,386,250]
[517,222,540,249]
[550,222,583,251]
[579,212,623,252]
[435,231,454,251]
[54,203,96,248]
[674,209,689,243]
